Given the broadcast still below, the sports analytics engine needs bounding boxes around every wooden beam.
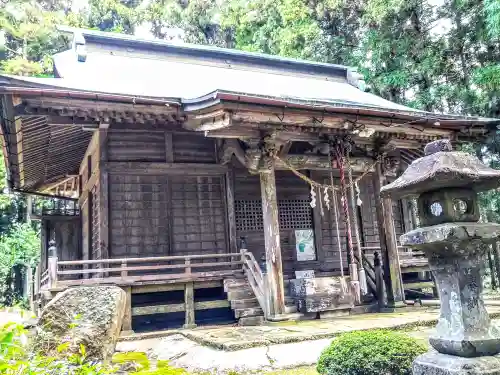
[164,132,174,162]
[275,154,374,172]
[279,141,293,157]
[184,282,196,329]
[226,104,454,137]
[24,98,178,116]
[121,286,133,333]
[40,175,78,194]
[132,299,230,316]
[131,281,222,294]
[79,131,99,175]
[185,110,232,131]
[372,164,404,306]
[260,167,285,316]
[104,162,228,176]
[2,95,21,188]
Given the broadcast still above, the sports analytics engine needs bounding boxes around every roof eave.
[183,90,500,129]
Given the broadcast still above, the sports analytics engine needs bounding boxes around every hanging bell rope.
[329,149,348,294]
[347,151,368,295]
[334,141,355,268]
[273,150,387,192]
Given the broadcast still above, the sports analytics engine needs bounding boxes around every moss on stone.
[112,351,150,370]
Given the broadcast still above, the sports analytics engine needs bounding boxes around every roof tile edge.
[57,25,367,89]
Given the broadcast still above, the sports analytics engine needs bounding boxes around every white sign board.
[295,270,315,279]
[295,229,316,261]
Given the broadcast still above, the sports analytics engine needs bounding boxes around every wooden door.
[170,175,227,257]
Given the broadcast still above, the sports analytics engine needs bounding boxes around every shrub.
[0,323,186,375]
[317,330,426,375]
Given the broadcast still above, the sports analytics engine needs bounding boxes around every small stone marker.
[381,139,500,375]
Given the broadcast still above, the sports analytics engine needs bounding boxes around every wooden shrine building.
[0,26,498,331]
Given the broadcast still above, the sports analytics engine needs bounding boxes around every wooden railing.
[40,253,243,290]
[240,249,268,318]
[361,246,427,268]
[40,269,50,289]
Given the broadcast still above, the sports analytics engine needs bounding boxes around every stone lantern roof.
[380,140,500,199]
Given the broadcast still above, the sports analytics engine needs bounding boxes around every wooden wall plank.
[173,134,216,163]
[107,131,166,162]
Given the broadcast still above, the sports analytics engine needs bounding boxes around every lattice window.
[235,200,263,232]
[235,199,312,232]
[278,200,312,229]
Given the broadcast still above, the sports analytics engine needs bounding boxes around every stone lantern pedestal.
[381,140,500,375]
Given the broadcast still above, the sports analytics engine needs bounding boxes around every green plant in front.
[0,322,188,374]
[317,330,426,375]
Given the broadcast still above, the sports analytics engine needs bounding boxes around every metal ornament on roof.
[381,139,500,374]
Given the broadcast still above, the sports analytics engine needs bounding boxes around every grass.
[194,368,319,375]
[265,366,318,375]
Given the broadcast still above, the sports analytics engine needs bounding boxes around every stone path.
[115,307,500,374]
[122,306,500,351]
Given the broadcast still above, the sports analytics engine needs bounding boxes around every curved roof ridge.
[56,25,358,82]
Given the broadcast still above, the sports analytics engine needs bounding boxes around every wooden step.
[231,298,259,309]
[223,279,249,292]
[238,316,265,326]
[227,288,255,300]
[234,307,263,318]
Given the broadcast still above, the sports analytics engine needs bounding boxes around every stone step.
[231,298,259,309]
[234,307,264,319]
[267,312,314,323]
[227,288,255,301]
[284,304,297,314]
[238,316,265,326]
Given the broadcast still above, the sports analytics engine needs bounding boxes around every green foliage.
[221,0,326,60]
[317,330,426,375]
[85,0,145,34]
[113,351,150,370]
[0,323,187,374]
[485,0,500,38]
[0,1,68,76]
[0,223,40,303]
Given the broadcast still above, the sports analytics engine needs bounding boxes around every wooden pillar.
[260,168,285,316]
[225,170,237,253]
[98,127,110,260]
[40,220,48,271]
[24,265,33,311]
[372,163,404,306]
[122,286,133,333]
[47,240,58,290]
[401,199,413,232]
[184,282,197,329]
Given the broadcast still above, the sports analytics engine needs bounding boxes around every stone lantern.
[381,139,500,375]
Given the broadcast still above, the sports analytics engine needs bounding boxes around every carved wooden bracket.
[275,154,374,172]
[184,110,232,131]
[381,156,401,177]
[219,139,375,173]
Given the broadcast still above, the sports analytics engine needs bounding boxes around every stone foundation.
[413,351,500,375]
